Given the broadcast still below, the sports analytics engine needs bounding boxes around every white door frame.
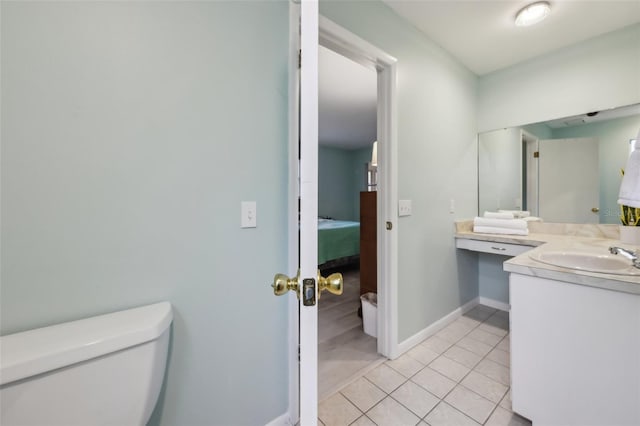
[286,8,399,424]
[317,17,398,360]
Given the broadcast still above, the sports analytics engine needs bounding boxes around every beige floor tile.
[318,392,362,426]
[474,358,510,386]
[386,353,425,378]
[461,371,508,403]
[424,401,481,426]
[365,363,407,393]
[485,311,510,327]
[366,396,421,426]
[411,367,457,399]
[499,389,512,410]
[340,377,386,412]
[429,355,471,382]
[487,348,510,367]
[456,336,494,357]
[443,345,482,369]
[478,321,509,337]
[350,415,377,426]
[436,322,472,343]
[467,328,503,346]
[464,305,496,322]
[444,385,497,424]
[420,335,454,354]
[455,315,482,329]
[391,380,439,418]
[485,406,532,426]
[497,335,510,353]
[407,343,440,365]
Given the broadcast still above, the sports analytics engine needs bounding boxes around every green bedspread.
[317,219,360,265]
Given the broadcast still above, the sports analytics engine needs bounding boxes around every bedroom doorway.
[316,33,389,399]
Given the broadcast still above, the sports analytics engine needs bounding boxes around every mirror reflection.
[478,104,640,224]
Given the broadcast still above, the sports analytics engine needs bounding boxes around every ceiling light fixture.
[515,1,551,27]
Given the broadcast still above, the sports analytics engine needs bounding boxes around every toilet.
[0,301,173,426]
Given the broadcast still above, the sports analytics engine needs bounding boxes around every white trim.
[318,16,399,361]
[264,412,293,426]
[479,296,510,312]
[286,2,300,423]
[396,298,479,356]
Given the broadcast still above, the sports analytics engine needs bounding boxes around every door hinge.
[298,345,300,362]
[298,49,301,69]
[533,151,539,158]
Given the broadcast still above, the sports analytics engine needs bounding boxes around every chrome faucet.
[609,246,640,269]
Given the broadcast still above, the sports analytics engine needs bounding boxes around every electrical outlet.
[241,201,257,228]
[398,199,412,217]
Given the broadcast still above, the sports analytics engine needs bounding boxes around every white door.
[538,137,599,223]
[272,2,340,424]
[299,1,320,423]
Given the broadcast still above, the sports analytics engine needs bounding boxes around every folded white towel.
[498,210,530,218]
[483,211,514,219]
[473,217,528,230]
[523,216,543,222]
[473,226,529,236]
[618,128,640,208]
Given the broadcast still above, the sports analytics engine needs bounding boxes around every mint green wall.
[552,115,640,224]
[1,2,289,425]
[320,1,479,342]
[478,254,510,304]
[479,24,640,132]
[522,122,553,140]
[319,145,367,221]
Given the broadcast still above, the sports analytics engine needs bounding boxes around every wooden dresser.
[359,191,377,295]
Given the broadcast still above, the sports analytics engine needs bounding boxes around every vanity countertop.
[455,220,640,295]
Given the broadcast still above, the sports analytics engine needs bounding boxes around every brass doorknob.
[271,271,299,297]
[318,271,343,299]
[591,207,600,213]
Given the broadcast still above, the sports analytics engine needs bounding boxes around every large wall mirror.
[478,103,640,224]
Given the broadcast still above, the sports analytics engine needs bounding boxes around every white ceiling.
[384,0,640,76]
[319,46,377,150]
[319,1,640,149]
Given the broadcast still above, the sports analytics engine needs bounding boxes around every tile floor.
[318,267,384,399]
[318,305,532,426]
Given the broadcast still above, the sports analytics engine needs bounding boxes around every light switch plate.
[398,199,412,217]
[241,201,257,228]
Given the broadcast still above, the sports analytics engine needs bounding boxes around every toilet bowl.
[0,302,173,426]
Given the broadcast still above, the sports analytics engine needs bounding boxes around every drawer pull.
[491,246,507,251]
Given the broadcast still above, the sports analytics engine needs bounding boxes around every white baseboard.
[264,412,291,426]
[479,297,510,312]
[396,297,479,356]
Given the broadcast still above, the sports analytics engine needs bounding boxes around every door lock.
[271,270,343,305]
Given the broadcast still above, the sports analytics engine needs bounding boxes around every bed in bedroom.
[317,218,360,268]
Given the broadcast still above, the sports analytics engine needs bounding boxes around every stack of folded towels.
[473,211,529,235]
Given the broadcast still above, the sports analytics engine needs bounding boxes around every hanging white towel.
[618,128,640,208]
[473,226,529,236]
[473,217,528,230]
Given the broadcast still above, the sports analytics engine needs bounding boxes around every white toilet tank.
[0,302,173,426]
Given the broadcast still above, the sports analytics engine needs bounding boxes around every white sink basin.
[529,251,640,275]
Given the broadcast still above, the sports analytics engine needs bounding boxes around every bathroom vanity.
[505,240,640,426]
[455,221,640,425]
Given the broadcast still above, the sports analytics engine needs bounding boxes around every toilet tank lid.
[0,302,173,386]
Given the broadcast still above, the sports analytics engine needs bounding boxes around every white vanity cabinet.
[509,273,640,425]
